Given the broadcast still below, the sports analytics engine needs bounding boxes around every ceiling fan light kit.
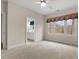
[41,2,46,7]
[40,0,46,7]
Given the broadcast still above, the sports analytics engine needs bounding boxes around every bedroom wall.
[7,1,44,49]
[44,9,78,46]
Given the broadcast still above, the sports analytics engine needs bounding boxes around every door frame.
[1,11,7,49]
[25,17,36,44]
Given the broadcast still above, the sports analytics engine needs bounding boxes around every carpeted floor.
[1,41,78,59]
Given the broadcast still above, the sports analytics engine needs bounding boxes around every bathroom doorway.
[25,17,36,43]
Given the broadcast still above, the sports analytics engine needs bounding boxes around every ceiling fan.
[35,0,52,8]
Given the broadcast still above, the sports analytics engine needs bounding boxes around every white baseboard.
[7,43,25,50]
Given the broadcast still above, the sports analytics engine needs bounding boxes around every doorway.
[25,17,35,43]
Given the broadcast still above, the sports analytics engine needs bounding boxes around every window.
[48,20,64,33]
[47,13,78,35]
[48,19,76,35]
[67,19,74,34]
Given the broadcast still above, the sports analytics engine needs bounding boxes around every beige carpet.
[1,41,78,59]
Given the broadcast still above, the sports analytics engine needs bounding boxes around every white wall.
[44,9,78,46]
[7,1,44,49]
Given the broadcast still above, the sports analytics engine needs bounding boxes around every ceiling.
[8,0,78,15]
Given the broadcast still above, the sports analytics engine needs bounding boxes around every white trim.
[7,43,25,50]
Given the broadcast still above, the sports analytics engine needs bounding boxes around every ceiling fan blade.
[45,4,53,9]
[35,2,41,4]
[46,0,50,3]
[46,0,55,4]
